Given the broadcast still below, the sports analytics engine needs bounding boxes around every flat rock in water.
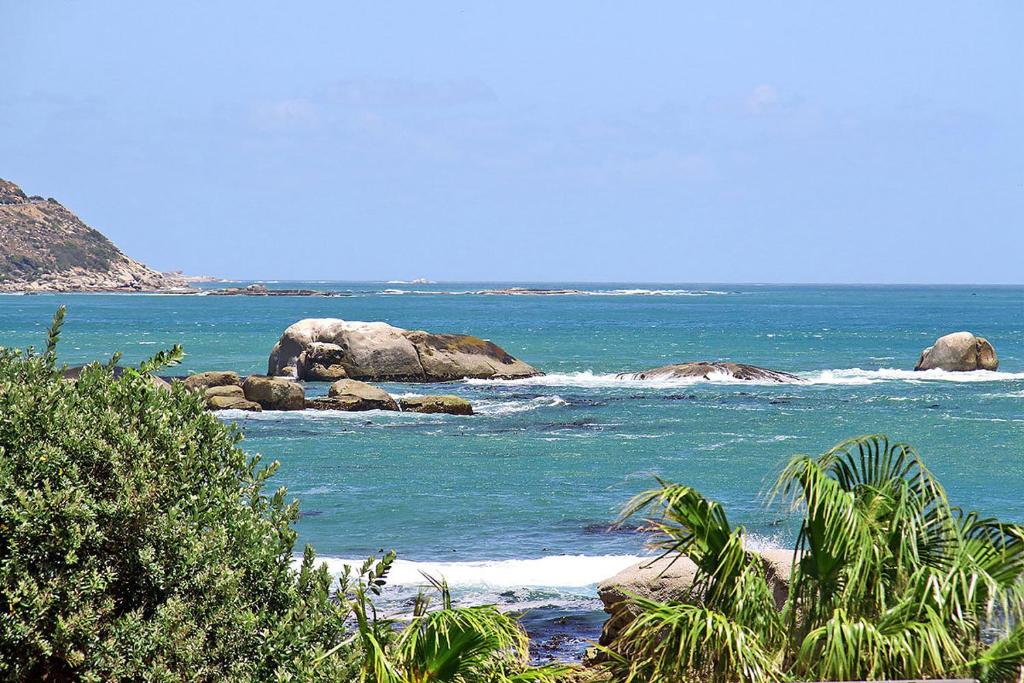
[315,379,399,411]
[399,395,474,415]
[616,361,801,383]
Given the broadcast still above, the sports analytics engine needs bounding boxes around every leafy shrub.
[0,309,568,683]
[0,308,355,681]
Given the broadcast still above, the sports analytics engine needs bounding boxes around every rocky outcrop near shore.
[0,178,190,293]
[915,331,998,372]
[307,379,400,412]
[241,375,305,411]
[267,318,542,382]
[616,361,801,383]
[595,550,797,648]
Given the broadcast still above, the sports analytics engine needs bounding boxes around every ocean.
[2,282,1023,660]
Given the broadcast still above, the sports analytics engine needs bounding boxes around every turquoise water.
[3,283,1023,658]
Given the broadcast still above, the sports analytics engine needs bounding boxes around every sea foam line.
[465,367,1024,388]
[305,554,643,589]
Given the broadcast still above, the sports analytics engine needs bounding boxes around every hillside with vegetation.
[0,178,187,292]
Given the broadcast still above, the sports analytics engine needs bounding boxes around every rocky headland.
[0,179,191,293]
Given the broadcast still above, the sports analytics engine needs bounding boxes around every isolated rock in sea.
[203,385,262,411]
[306,379,400,411]
[0,178,190,292]
[183,371,241,393]
[595,550,796,648]
[267,318,542,382]
[616,361,801,383]
[241,375,305,411]
[399,395,474,415]
[915,331,998,372]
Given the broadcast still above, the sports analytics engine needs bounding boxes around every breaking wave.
[308,554,643,589]
[466,368,1024,389]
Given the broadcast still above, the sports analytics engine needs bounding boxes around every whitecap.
[306,554,644,589]
[473,395,569,416]
[801,368,1024,385]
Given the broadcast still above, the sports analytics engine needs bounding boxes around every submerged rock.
[241,375,305,411]
[915,331,998,371]
[616,361,801,383]
[399,395,474,415]
[267,318,542,382]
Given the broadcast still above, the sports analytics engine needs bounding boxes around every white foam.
[801,367,1024,385]
[309,554,643,589]
[465,370,792,389]
[473,395,569,416]
[466,367,1024,389]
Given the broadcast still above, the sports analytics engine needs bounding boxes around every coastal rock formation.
[267,318,542,382]
[616,361,801,383]
[183,371,242,393]
[595,550,796,647]
[0,178,189,292]
[204,385,262,411]
[399,395,474,415]
[304,379,400,412]
[915,331,998,372]
[241,375,305,411]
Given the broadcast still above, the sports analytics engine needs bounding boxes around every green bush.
[0,309,356,681]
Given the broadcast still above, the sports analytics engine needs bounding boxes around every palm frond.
[607,595,779,683]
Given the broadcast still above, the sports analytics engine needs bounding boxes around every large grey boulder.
[266,318,542,382]
[616,361,801,383]
[241,375,305,411]
[915,331,998,372]
[595,550,797,648]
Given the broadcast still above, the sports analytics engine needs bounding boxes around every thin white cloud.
[252,98,319,128]
[325,78,497,107]
[746,84,780,114]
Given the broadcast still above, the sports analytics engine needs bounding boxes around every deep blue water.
[3,282,1023,659]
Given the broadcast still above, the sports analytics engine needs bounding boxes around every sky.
[2,2,1022,283]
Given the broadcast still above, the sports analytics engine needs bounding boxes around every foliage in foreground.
[0,309,562,682]
[603,435,1024,682]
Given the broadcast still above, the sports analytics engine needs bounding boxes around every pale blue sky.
[3,2,1022,282]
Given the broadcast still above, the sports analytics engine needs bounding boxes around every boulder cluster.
[178,372,474,416]
[267,318,541,382]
